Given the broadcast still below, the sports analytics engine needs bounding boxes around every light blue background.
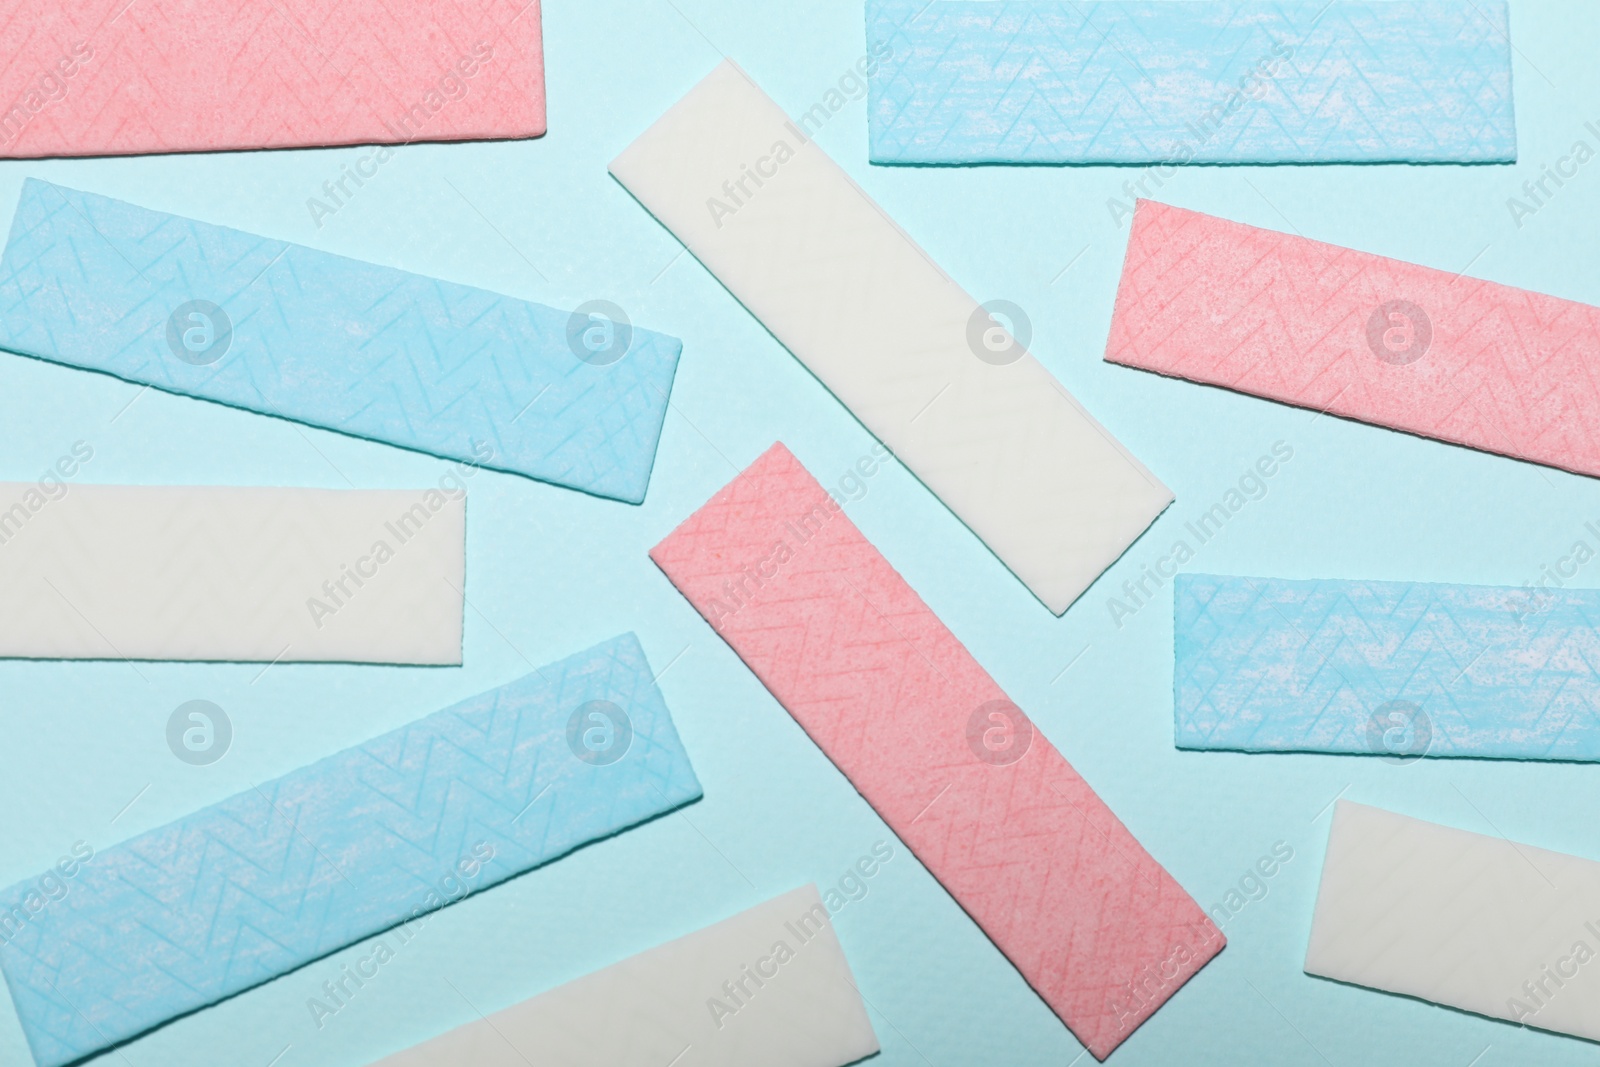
[0,2,1596,1064]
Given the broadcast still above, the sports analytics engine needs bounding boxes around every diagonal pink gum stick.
[1105,199,1600,476]
[651,443,1222,1060]
[0,0,544,157]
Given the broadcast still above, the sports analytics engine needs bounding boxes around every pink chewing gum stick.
[650,443,1222,1060]
[0,0,544,157]
[1106,199,1600,476]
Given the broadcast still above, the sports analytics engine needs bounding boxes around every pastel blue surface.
[0,2,1597,1066]
[0,634,700,1067]
[866,0,1518,164]
[1174,574,1600,760]
[0,180,682,504]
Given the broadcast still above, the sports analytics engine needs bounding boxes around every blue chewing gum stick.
[1175,574,1600,761]
[0,179,682,503]
[0,634,702,1067]
[866,1,1516,165]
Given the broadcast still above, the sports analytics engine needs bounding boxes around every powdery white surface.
[1307,801,1600,1041]
[368,885,878,1067]
[0,482,464,663]
[611,61,1172,615]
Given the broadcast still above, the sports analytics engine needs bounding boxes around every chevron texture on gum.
[650,443,1221,1060]
[0,634,702,1067]
[0,0,544,157]
[867,0,1516,164]
[0,180,681,503]
[1105,200,1600,477]
[1176,573,1600,760]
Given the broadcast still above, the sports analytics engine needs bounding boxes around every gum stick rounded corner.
[0,482,464,664]
[1306,800,1600,1042]
[1106,200,1600,478]
[867,1,1516,165]
[610,61,1172,615]
[1175,573,1600,761]
[650,443,1222,1060]
[0,181,682,504]
[0,633,703,1067]
[0,0,546,157]
[366,886,879,1067]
